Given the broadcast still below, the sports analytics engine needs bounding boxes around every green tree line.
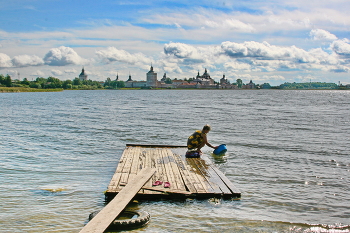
[104,78,125,89]
[0,74,12,87]
[279,82,338,89]
[2,73,343,91]
[0,74,127,90]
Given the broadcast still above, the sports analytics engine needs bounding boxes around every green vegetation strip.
[0,87,63,93]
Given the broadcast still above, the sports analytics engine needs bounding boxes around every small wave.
[41,188,67,193]
[31,185,71,196]
[290,223,350,233]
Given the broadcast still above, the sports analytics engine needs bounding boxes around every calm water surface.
[1,90,349,233]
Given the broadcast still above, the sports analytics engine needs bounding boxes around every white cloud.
[164,43,201,59]
[159,60,183,74]
[224,61,251,71]
[161,40,349,78]
[263,75,286,81]
[223,19,255,32]
[309,29,337,41]
[329,65,349,73]
[96,47,151,65]
[309,48,339,65]
[174,23,182,28]
[267,13,311,28]
[0,53,12,68]
[12,54,44,67]
[140,5,350,39]
[64,69,78,74]
[296,74,317,82]
[204,19,255,32]
[289,45,318,63]
[44,46,86,66]
[31,70,45,77]
[220,41,295,59]
[162,42,222,66]
[331,39,350,56]
[220,41,324,64]
[51,69,63,76]
[5,70,18,76]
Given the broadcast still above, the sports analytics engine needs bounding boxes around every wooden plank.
[191,157,223,194]
[182,158,208,194]
[117,148,143,192]
[150,149,158,182]
[80,167,156,233]
[139,148,172,194]
[142,186,192,195]
[186,158,215,194]
[115,147,129,171]
[126,144,187,148]
[130,147,141,174]
[138,149,147,170]
[107,148,130,191]
[126,147,141,188]
[119,147,136,186]
[147,149,164,195]
[140,150,165,196]
[142,149,155,194]
[160,149,178,190]
[164,149,186,191]
[195,156,232,195]
[201,156,241,197]
[154,148,167,182]
[211,168,241,196]
[137,149,147,194]
[172,153,197,193]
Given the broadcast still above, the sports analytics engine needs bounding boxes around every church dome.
[80,67,85,75]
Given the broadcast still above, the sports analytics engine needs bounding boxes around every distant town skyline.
[0,0,349,86]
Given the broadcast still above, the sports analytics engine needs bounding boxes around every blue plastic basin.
[213,144,227,155]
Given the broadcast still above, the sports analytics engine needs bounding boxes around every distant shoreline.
[1,87,349,93]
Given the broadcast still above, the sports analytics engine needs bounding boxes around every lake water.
[1,89,349,233]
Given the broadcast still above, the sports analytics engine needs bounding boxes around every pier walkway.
[105,144,241,200]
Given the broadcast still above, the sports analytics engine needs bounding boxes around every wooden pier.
[105,144,241,201]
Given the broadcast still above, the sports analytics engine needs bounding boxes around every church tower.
[127,73,133,82]
[79,67,88,81]
[161,73,167,82]
[146,65,157,88]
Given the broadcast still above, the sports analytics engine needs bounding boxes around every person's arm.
[203,134,217,149]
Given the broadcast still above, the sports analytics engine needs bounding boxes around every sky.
[0,0,349,85]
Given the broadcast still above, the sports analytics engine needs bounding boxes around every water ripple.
[0,90,349,232]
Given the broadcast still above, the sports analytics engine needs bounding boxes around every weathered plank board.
[80,167,156,233]
[165,149,186,191]
[190,158,223,194]
[107,148,129,190]
[186,158,216,194]
[172,154,198,193]
[201,155,241,196]
[142,186,192,195]
[105,145,241,200]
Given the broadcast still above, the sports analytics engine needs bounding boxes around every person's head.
[202,124,211,133]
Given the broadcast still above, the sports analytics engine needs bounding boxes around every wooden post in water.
[79,167,156,233]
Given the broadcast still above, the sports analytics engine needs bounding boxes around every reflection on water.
[0,90,349,232]
[210,153,228,164]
